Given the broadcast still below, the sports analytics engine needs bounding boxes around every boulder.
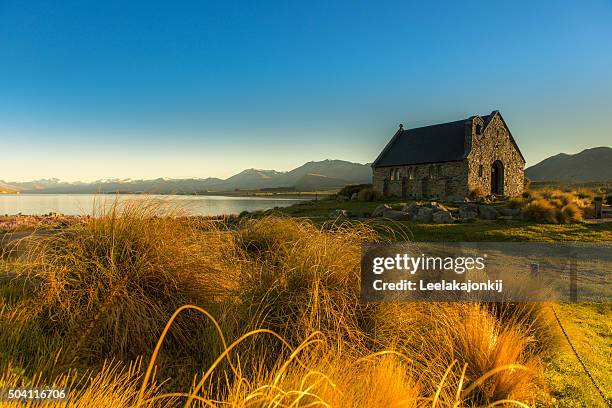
[350,192,359,201]
[329,209,349,219]
[432,211,454,224]
[499,208,521,217]
[382,209,411,220]
[413,207,434,223]
[430,201,449,212]
[498,215,519,222]
[478,205,499,220]
[372,204,392,217]
[459,204,479,220]
[402,202,419,215]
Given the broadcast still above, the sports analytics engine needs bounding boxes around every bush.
[518,190,587,223]
[508,197,526,209]
[232,216,377,347]
[559,203,583,223]
[522,198,558,223]
[575,188,595,201]
[20,200,230,360]
[358,187,382,202]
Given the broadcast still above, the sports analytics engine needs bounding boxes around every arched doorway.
[491,160,504,195]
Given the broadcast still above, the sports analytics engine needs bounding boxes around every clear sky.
[1,0,611,182]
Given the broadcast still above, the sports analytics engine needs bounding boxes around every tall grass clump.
[19,199,231,361]
[518,189,590,223]
[370,303,546,404]
[522,198,558,223]
[231,216,378,348]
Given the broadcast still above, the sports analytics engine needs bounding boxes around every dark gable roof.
[372,112,526,167]
[372,115,487,167]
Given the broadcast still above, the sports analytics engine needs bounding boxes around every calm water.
[0,194,307,216]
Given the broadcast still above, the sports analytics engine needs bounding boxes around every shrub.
[231,216,378,347]
[508,197,526,209]
[559,203,583,223]
[358,187,382,202]
[20,200,230,360]
[575,188,595,201]
[522,198,557,223]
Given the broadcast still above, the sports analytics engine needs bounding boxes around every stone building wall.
[372,161,468,200]
[465,113,525,197]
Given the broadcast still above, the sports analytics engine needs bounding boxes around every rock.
[459,204,479,220]
[499,208,521,217]
[402,202,419,215]
[329,209,349,219]
[413,207,434,223]
[459,210,478,221]
[478,205,499,220]
[430,201,449,212]
[350,192,359,201]
[432,211,454,224]
[498,215,519,221]
[381,209,411,220]
[372,204,392,217]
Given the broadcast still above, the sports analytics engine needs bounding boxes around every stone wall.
[372,161,468,200]
[466,113,525,197]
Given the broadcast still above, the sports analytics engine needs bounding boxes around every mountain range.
[525,147,612,182]
[3,148,610,194]
[1,159,373,194]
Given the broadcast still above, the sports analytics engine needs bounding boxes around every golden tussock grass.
[0,199,556,406]
[516,189,594,223]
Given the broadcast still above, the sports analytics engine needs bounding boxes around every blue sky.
[1,0,611,181]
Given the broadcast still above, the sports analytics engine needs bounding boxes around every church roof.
[371,111,523,167]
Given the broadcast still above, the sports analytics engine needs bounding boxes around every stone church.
[372,111,525,200]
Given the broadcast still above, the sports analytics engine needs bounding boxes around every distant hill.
[3,159,372,194]
[0,181,17,194]
[525,147,612,182]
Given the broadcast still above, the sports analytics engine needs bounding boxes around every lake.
[0,194,308,216]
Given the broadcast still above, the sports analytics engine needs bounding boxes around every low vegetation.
[513,189,593,223]
[0,200,579,407]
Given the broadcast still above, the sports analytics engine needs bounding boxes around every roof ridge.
[401,118,468,133]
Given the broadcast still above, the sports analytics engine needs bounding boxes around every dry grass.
[515,189,594,223]
[0,199,558,406]
[16,200,233,362]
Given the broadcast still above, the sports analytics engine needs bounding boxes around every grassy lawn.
[274,199,612,242]
[543,303,612,407]
[275,198,612,406]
